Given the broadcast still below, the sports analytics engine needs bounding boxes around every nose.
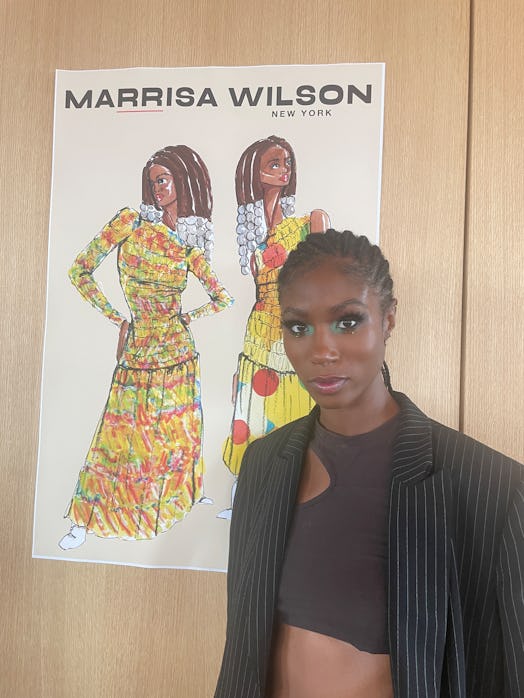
[311,326,339,365]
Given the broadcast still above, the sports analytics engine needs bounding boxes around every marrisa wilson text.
[64,83,373,109]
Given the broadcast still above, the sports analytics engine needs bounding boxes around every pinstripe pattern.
[215,393,523,698]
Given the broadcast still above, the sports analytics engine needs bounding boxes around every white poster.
[33,63,385,569]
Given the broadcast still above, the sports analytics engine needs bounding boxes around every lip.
[309,376,347,395]
[280,174,289,183]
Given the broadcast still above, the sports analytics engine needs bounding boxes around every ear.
[383,299,397,340]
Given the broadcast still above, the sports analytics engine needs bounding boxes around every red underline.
[117,109,164,113]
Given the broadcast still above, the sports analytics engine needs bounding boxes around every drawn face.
[259,145,292,189]
[280,259,395,428]
[149,164,177,209]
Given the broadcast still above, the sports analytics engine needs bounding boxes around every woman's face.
[148,164,177,209]
[280,258,395,429]
[259,145,292,190]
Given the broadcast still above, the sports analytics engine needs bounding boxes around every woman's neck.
[263,187,283,230]
[162,201,178,230]
[318,385,399,437]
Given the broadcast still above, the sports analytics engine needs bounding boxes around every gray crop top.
[276,414,399,654]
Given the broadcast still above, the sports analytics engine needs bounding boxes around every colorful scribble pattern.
[223,216,314,475]
[67,208,233,539]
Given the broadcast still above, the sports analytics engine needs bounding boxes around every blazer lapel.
[242,411,317,690]
[388,393,453,697]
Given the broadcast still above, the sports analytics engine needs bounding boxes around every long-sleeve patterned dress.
[66,208,233,540]
[222,215,315,476]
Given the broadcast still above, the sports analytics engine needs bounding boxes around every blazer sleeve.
[497,477,524,697]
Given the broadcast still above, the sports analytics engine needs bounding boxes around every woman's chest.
[119,228,189,285]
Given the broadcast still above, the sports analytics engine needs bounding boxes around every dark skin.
[258,145,329,234]
[267,258,397,698]
[116,319,129,361]
[259,145,293,230]
[280,259,397,436]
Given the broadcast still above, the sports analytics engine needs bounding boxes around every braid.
[381,361,393,392]
[278,229,394,313]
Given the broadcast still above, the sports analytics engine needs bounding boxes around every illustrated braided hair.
[142,144,212,219]
[235,135,297,206]
[140,145,214,260]
[234,135,297,274]
[278,229,395,390]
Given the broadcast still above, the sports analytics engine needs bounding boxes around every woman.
[59,145,233,549]
[215,230,523,697]
[222,135,329,480]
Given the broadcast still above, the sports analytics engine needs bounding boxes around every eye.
[285,158,292,168]
[270,161,279,169]
[157,177,167,184]
[282,320,312,337]
[333,314,364,333]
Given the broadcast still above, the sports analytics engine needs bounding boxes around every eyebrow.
[281,298,367,317]
[332,298,367,312]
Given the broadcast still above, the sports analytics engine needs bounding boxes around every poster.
[33,63,385,570]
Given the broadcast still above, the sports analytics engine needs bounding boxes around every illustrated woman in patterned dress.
[59,145,233,549]
[222,136,329,491]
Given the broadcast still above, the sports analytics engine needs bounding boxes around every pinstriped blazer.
[215,392,523,698]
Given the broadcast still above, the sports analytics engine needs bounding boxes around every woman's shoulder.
[105,207,140,230]
[430,418,522,472]
[269,215,310,250]
[242,412,314,465]
[234,414,313,500]
[393,390,522,487]
[428,417,523,513]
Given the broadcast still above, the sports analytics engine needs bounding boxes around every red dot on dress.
[232,419,250,445]
[261,243,287,269]
[252,368,279,397]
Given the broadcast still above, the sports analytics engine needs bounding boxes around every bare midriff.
[267,622,393,698]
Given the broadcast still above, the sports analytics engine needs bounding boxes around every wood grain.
[0,1,474,696]
[462,0,524,461]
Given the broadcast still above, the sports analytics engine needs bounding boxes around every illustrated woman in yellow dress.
[59,145,233,549]
[222,136,329,488]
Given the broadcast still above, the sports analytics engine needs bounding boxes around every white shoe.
[59,525,87,550]
[217,480,237,520]
[198,496,214,505]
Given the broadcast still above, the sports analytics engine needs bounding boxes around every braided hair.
[278,229,395,390]
[140,145,214,259]
[142,145,212,219]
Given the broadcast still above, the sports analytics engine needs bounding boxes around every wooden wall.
[463,1,524,459]
[0,0,521,695]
